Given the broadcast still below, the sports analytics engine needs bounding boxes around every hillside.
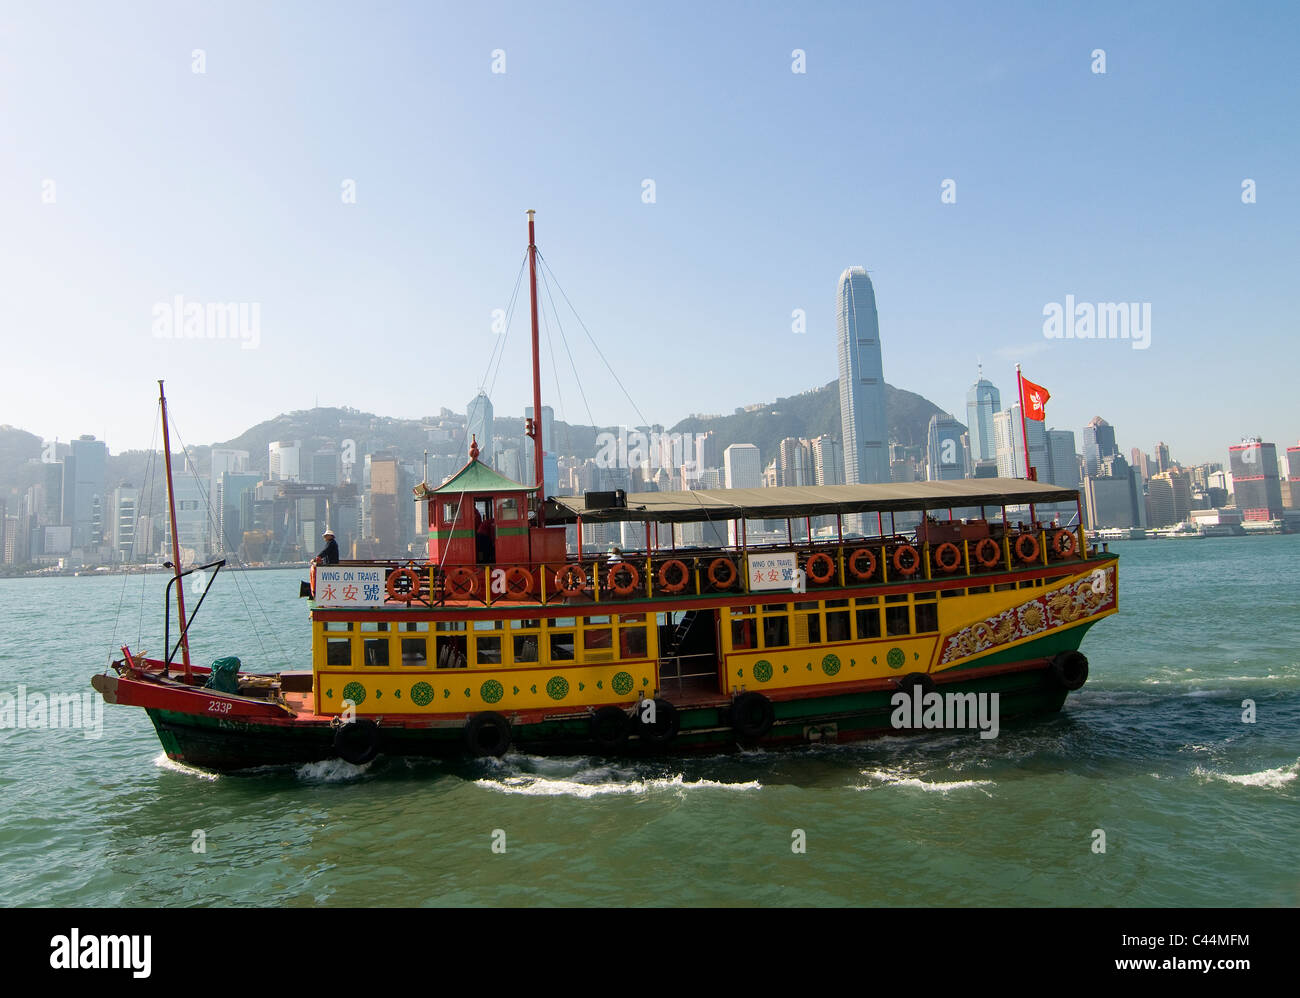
[668,381,959,461]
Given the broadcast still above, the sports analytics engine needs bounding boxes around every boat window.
[794,601,820,611]
[473,619,503,631]
[511,618,542,630]
[940,588,964,598]
[914,603,939,633]
[436,620,466,632]
[856,606,882,640]
[731,616,755,651]
[497,497,520,520]
[1018,580,1035,590]
[616,613,645,624]
[441,501,459,523]
[824,599,849,608]
[993,583,1016,592]
[914,591,936,601]
[360,621,389,631]
[585,615,611,626]
[436,634,468,668]
[322,620,351,632]
[826,610,851,642]
[619,624,648,658]
[550,631,576,661]
[402,621,428,631]
[584,628,613,651]
[968,585,991,594]
[363,637,390,666]
[552,617,577,629]
[401,638,428,665]
[476,636,502,665]
[762,615,789,649]
[326,638,351,666]
[885,593,908,603]
[763,603,790,615]
[513,634,539,664]
[885,605,910,637]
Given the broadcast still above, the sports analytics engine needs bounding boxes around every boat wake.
[295,758,374,783]
[475,769,761,798]
[1192,759,1299,790]
[153,752,220,782]
[856,767,995,795]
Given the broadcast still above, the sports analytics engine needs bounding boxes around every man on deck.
[315,529,340,565]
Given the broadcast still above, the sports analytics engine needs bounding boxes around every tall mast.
[159,380,192,677]
[527,209,546,525]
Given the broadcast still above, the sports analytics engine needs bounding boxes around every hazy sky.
[2,1,1296,466]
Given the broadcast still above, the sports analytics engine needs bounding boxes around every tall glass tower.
[965,369,1001,465]
[836,267,889,484]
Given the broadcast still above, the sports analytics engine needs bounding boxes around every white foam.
[154,752,219,781]
[1194,761,1298,790]
[475,772,761,798]
[295,758,372,782]
[858,767,995,795]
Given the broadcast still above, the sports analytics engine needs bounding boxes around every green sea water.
[1,537,1297,907]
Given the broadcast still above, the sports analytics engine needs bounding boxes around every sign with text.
[747,552,799,591]
[314,567,385,607]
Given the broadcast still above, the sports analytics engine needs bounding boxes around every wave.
[475,772,761,797]
[857,767,995,795]
[1193,760,1298,790]
[295,758,373,782]
[154,752,219,781]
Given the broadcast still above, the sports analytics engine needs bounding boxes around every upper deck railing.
[311,520,1098,611]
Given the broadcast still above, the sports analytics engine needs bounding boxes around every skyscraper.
[965,370,1001,467]
[993,405,1047,479]
[925,414,966,481]
[69,435,107,548]
[1229,439,1283,521]
[836,267,889,485]
[466,392,495,467]
[1080,417,1118,478]
[723,444,762,490]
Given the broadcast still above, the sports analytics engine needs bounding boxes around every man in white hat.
[314,529,340,565]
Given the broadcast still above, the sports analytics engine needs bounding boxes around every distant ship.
[91,213,1118,771]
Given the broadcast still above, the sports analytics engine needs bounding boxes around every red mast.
[527,209,546,525]
[158,380,192,678]
[1016,363,1032,480]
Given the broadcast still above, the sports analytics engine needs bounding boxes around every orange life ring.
[892,543,920,577]
[805,552,836,585]
[445,566,480,599]
[554,564,588,598]
[974,537,1002,569]
[606,561,641,597]
[504,565,534,597]
[656,559,690,594]
[707,557,737,589]
[848,547,877,581]
[386,567,422,602]
[934,542,962,574]
[1014,532,1040,564]
[1052,529,1077,559]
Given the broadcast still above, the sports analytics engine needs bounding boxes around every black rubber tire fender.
[1050,651,1089,691]
[333,719,381,765]
[464,711,512,757]
[731,691,775,741]
[896,672,936,698]
[633,698,679,745]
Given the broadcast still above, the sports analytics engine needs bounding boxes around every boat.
[91,212,1119,771]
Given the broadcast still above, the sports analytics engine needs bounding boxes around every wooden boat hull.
[127,624,1093,772]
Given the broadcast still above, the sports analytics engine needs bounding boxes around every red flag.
[1020,376,1050,421]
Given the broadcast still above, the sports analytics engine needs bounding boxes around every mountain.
[668,381,960,463]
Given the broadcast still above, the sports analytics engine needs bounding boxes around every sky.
[1,1,1297,467]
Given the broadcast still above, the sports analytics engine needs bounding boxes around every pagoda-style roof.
[418,457,536,497]
[546,478,1078,524]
